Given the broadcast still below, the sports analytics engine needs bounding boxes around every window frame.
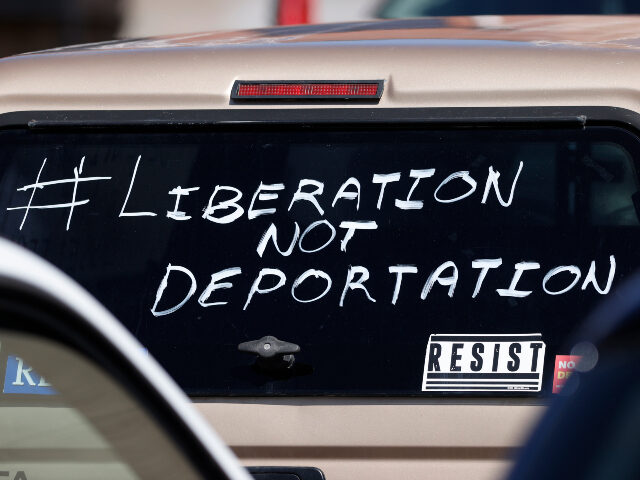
[1,106,639,401]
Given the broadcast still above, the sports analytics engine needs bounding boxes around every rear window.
[0,124,638,396]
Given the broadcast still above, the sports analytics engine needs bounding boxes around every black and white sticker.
[422,333,546,392]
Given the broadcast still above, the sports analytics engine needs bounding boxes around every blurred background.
[1,0,639,57]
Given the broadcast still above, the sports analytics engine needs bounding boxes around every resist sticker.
[422,334,546,392]
[552,355,582,394]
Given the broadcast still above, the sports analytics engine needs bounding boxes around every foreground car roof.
[2,15,640,112]
[0,237,252,480]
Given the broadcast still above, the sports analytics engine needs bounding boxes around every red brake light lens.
[232,81,383,101]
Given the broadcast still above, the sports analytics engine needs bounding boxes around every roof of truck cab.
[2,15,640,113]
[19,16,640,52]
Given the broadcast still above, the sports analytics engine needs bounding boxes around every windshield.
[0,329,202,479]
[0,124,638,396]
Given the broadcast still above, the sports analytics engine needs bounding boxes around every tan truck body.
[3,15,639,479]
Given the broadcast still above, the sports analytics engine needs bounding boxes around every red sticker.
[552,355,582,393]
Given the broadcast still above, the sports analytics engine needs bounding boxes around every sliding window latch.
[238,335,300,370]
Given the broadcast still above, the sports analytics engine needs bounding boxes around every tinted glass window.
[0,125,637,396]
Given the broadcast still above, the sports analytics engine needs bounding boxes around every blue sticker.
[3,355,56,395]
